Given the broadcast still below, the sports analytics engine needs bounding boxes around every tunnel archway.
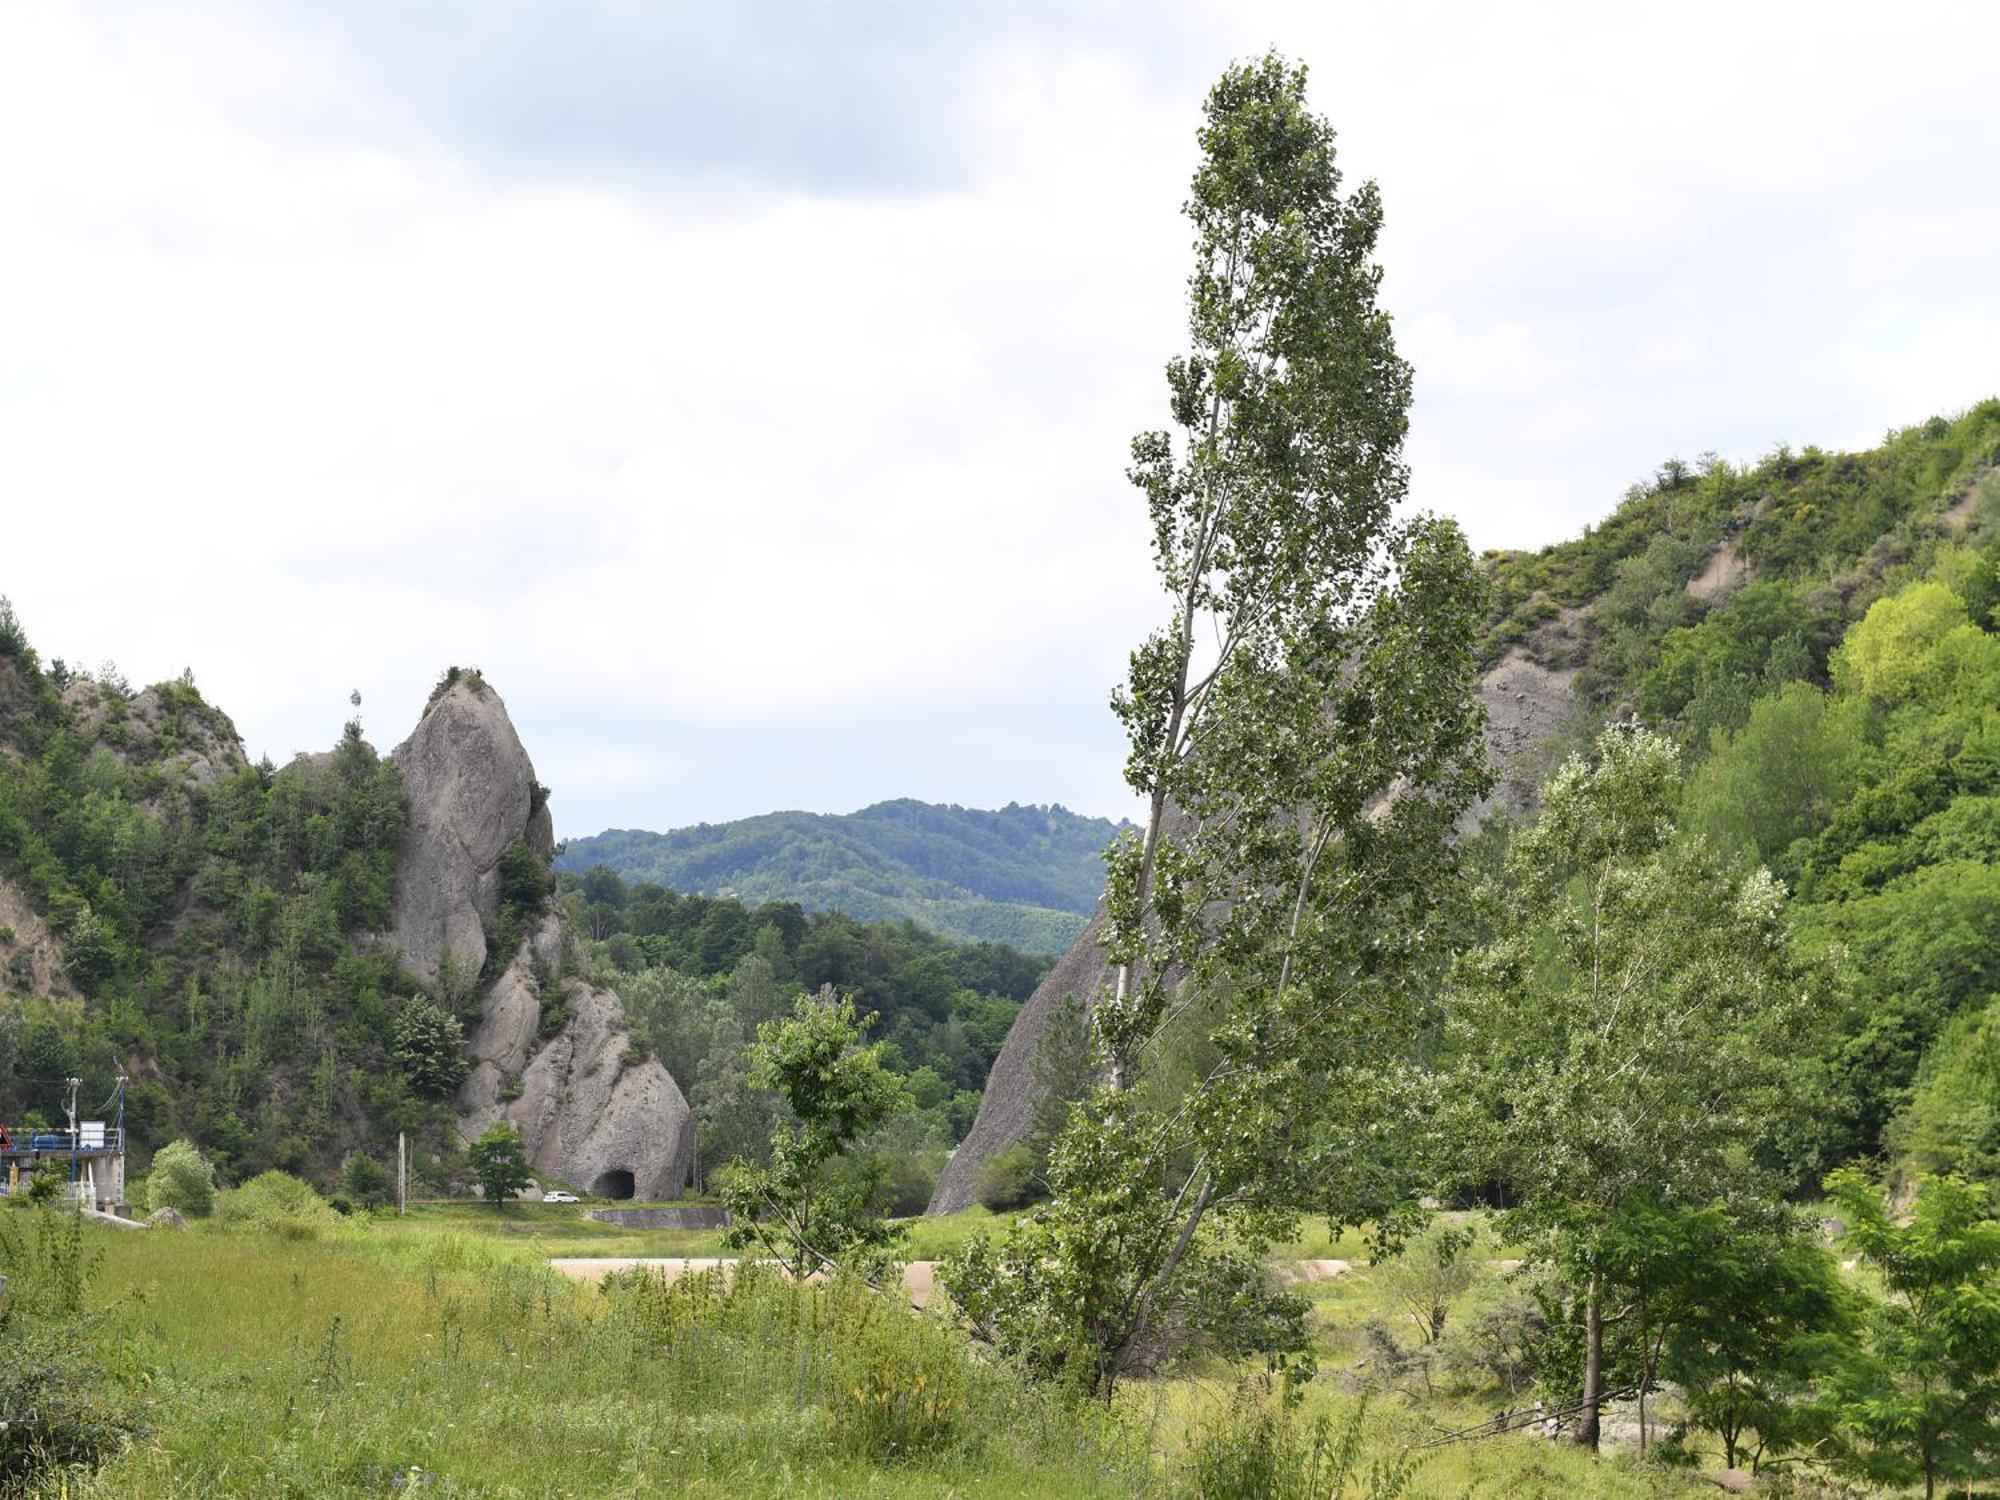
[591,1169,635,1200]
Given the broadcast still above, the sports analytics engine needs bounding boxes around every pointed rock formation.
[388,672,694,1199]
[390,671,555,984]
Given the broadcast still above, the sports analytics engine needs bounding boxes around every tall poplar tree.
[943,52,1488,1396]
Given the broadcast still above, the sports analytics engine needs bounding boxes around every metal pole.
[65,1077,80,1201]
[113,1074,127,1208]
[398,1131,407,1217]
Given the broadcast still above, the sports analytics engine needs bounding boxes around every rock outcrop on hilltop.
[929,643,1585,1216]
[388,673,694,1199]
[60,679,248,791]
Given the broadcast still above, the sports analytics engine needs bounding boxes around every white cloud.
[2,2,1996,836]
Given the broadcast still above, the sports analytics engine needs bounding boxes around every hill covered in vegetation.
[558,799,1129,954]
[1478,400,2000,1194]
[0,626,1056,1211]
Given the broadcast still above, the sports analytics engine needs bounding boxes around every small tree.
[1819,1170,2000,1499]
[144,1139,215,1217]
[720,986,909,1281]
[1655,1206,1853,1473]
[1378,1220,1482,1347]
[338,1153,395,1211]
[467,1123,533,1210]
[392,998,469,1099]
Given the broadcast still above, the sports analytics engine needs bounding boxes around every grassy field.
[28,1220,1146,1498]
[0,1206,1809,1498]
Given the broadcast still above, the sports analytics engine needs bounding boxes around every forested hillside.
[1479,401,2000,1194]
[0,614,1056,1213]
[0,623,440,1186]
[559,799,1129,953]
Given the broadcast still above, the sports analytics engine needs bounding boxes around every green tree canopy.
[944,50,1488,1399]
[1451,725,1830,1446]
[720,985,909,1281]
[143,1139,216,1218]
[467,1123,533,1210]
[1820,1169,2000,1498]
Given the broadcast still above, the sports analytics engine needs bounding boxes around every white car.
[543,1190,580,1204]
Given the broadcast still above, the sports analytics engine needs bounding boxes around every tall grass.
[8,1213,1765,1498]
[25,1222,1147,1498]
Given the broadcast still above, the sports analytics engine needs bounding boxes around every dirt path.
[549,1256,944,1305]
[548,1255,1338,1305]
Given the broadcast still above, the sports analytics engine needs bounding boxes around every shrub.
[974,1143,1043,1212]
[216,1170,337,1239]
[826,1283,968,1462]
[1183,1387,1416,1500]
[144,1139,216,1218]
[0,1321,144,1491]
[338,1152,395,1211]
[0,1208,102,1323]
[22,1162,65,1207]
[602,1262,971,1464]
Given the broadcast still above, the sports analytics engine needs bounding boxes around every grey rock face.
[927,904,1113,1215]
[388,673,692,1199]
[456,939,695,1201]
[1459,646,1583,832]
[0,875,76,998]
[146,1206,190,1230]
[389,675,555,984]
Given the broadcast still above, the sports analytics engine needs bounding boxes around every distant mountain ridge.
[557,799,1131,953]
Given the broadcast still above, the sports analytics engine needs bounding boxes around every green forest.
[1478,403,2000,1197]
[0,643,436,1185]
[559,799,1129,953]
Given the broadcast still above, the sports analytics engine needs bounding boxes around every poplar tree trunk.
[1575,1273,1604,1450]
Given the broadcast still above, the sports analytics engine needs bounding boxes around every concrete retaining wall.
[585,1205,730,1231]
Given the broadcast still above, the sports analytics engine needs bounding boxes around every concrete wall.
[584,1205,729,1231]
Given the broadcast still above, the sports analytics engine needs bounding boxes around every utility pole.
[398,1131,407,1217]
[65,1077,80,1201]
[112,1074,128,1208]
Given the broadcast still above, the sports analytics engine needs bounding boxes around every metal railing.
[0,1126,125,1153]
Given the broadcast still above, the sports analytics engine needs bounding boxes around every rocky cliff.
[927,904,1114,1214]
[389,672,556,983]
[389,674,694,1199]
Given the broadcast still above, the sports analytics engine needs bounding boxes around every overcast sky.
[3,2,1996,837]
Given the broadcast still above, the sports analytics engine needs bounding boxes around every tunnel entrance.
[591,1169,635,1200]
